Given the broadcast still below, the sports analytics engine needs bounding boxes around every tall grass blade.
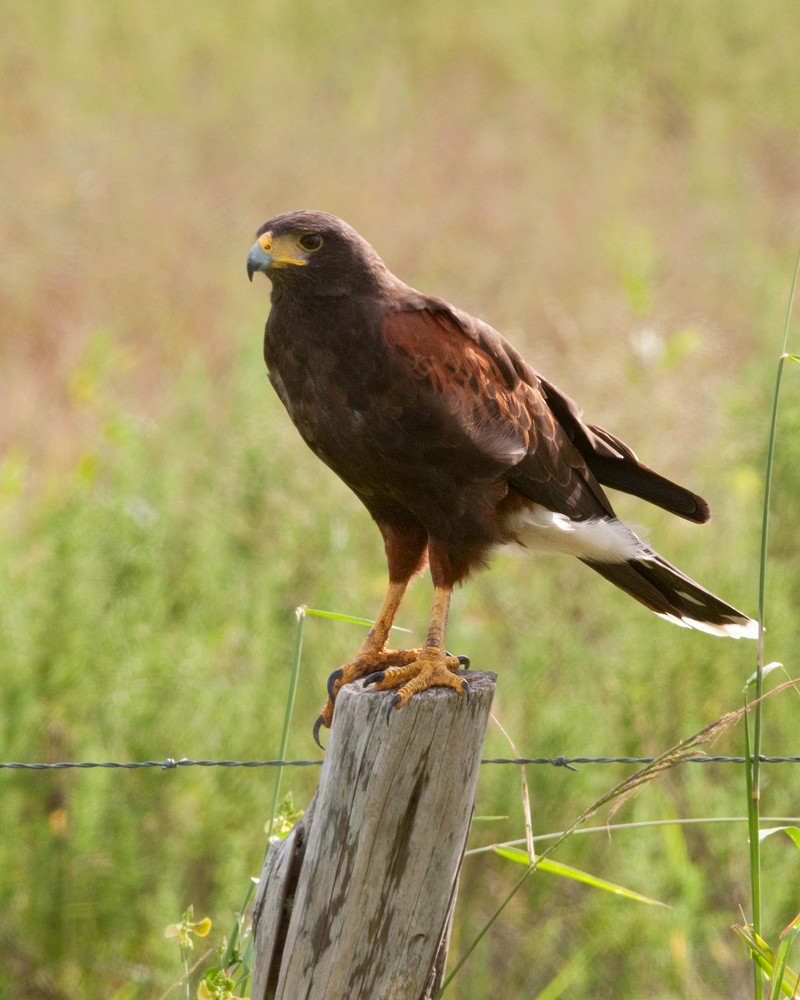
[769,914,800,1000]
[303,606,410,632]
[493,846,669,907]
[758,827,800,850]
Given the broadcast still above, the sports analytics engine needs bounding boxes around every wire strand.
[1,754,798,771]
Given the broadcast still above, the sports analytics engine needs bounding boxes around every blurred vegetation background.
[1,2,798,997]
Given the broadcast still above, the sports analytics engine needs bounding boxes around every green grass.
[2,3,800,998]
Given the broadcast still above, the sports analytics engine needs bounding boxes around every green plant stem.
[744,711,763,1000]
[749,245,800,998]
[266,608,305,843]
[752,351,785,856]
[181,944,191,1000]
[220,877,258,971]
[436,866,534,997]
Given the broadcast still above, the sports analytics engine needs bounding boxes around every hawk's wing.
[538,376,710,523]
[383,299,613,522]
[384,296,708,524]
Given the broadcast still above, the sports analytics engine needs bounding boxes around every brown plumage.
[247,210,756,738]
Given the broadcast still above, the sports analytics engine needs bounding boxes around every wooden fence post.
[251,670,496,1000]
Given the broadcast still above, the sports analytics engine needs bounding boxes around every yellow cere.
[261,231,308,268]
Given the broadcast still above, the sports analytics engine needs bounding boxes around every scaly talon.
[363,670,386,688]
[327,668,344,700]
[312,696,335,745]
[385,693,402,723]
[313,649,426,736]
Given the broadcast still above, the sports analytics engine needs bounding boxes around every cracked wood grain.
[252,671,496,1000]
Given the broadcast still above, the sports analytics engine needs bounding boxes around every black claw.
[312,715,326,750]
[326,668,344,700]
[461,679,471,703]
[363,670,385,688]
[385,693,402,724]
[457,655,470,669]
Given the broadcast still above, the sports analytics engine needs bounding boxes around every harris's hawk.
[247,211,756,739]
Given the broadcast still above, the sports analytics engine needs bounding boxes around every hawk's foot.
[363,648,470,718]
[313,647,426,747]
[312,649,470,746]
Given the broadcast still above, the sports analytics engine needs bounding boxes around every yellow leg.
[354,580,408,661]
[315,579,409,742]
[363,586,469,714]
[313,583,468,744]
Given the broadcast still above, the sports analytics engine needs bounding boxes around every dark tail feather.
[583,554,757,638]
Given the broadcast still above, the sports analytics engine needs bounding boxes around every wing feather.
[382,298,709,527]
[383,302,613,520]
[539,377,710,523]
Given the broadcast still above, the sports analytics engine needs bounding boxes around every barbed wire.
[1,754,799,772]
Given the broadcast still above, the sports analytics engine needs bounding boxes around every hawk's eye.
[299,233,323,252]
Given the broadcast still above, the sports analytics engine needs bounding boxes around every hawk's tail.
[582,553,757,639]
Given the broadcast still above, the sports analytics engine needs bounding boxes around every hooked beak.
[247,230,308,281]
[247,240,272,282]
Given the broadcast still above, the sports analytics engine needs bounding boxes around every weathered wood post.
[251,670,496,1000]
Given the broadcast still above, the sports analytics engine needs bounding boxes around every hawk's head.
[247,210,390,297]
